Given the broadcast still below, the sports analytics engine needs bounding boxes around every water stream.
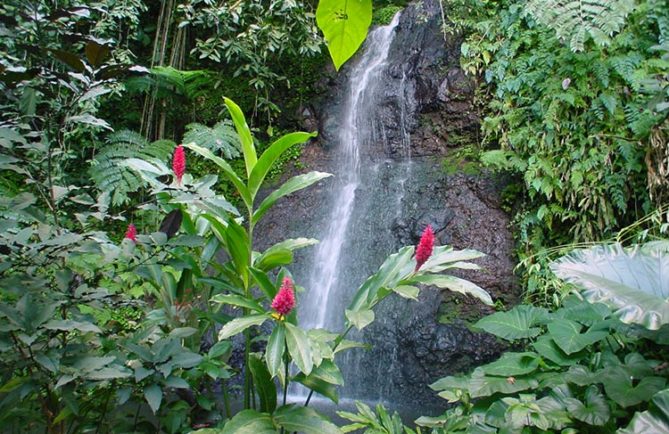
[290,13,435,408]
[300,14,404,332]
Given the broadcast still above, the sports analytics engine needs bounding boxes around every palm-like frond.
[90,130,174,206]
[183,121,241,159]
[526,0,636,51]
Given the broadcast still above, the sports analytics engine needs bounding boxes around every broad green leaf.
[475,305,550,340]
[248,131,317,196]
[170,352,203,369]
[620,388,669,434]
[208,340,232,359]
[547,319,609,355]
[73,356,115,372]
[316,0,373,71]
[556,296,611,325]
[294,373,339,403]
[254,238,318,271]
[306,359,343,385]
[469,368,539,398]
[253,172,332,224]
[348,246,414,313]
[532,336,584,366]
[551,242,669,330]
[211,294,264,313]
[43,319,101,334]
[254,248,292,272]
[273,405,342,434]
[221,409,275,434]
[420,246,486,273]
[285,322,313,375]
[430,375,471,392]
[333,339,368,354]
[410,274,493,305]
[564,385,610,425]
[135,367,154,382]
[249,353,277,413]
[393,285,420,300]
[144,384,162,414]
[86,366,132,380]
[0,377,26,393]
[224,98,257,178]
[218,314,269,340]
[266,324,285,378]
[183,142,252,206]
[601,367,666,407]
[164,376,190,389]
[565,365,601,386]
[345,309,375,331]
[482,352,541,376]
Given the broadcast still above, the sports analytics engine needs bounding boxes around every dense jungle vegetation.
[0,0,668,433]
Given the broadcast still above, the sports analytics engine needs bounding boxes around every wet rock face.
[255,0,518,411]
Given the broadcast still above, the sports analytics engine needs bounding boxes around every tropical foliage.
[441,0,669,302]
[1,0,667,432]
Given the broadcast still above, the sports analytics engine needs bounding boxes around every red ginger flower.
[125,223,137,243]
[173,145,186,184]
[415,224,434,271]
[271,276,296,316]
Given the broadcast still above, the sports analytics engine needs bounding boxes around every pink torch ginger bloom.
[271,277,296,317]
[172,145,186,184]
[415,225,435,271]
[125,223,137,243]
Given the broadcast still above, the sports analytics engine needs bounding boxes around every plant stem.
[282,341,289,407]
[243,205,255,409]
[222,380,231,419]
[304,390,314,407]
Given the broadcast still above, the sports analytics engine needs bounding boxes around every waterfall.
[300,14,403,332]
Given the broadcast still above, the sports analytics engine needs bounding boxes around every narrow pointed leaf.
[253,172,332,224]
[224,98,256,177]
[248,131,317,196]
[183,142,252,206]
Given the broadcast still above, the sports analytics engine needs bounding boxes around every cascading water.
[291,13,431,409]
[300,15,404,332]
[260,0,515,417]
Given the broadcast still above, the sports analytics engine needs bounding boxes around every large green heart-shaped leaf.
[547,319,609,355]
[316,0,373,71]
[482,352,541,376]
[564,385,610,426]
[475,305,551,340]
[551,242,669,330]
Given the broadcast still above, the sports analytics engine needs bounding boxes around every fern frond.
[182,121,241,159]
[526,0,636,51]
[124,66,215,100]
[90,131,175,206]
